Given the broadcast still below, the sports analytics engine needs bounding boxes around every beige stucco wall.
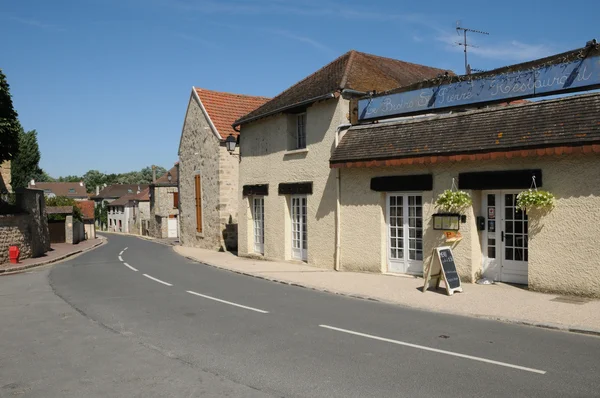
[178,94,238,250]
[0,161,11,193]
[339,153,600,296]
[238,97,349,268]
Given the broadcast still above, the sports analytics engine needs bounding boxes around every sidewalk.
[0,238,104,275]
[174,246,600,336]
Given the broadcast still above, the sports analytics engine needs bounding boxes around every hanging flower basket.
[435,189,472,213]
[516,189,555,211]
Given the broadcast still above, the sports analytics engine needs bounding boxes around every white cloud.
[261,28,334,55]
[9,16,65,31]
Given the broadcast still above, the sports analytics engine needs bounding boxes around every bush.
[516,189,555,211]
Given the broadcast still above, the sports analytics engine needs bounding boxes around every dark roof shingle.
[31,182,87,198]
[154,165,178,185]
[331,92,600,165]
[234,50,450,126]
[92,184,147,199]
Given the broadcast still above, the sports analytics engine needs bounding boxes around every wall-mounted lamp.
[167,172,172,182]
[225,134,239,156]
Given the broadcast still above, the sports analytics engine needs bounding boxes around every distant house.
[29,180,88,200]
[106,186,149,234]
[178,88,270,250]
[149,165,179,238]
[91,184,148,207]
[76,200,96,239]
[0,161,11,193]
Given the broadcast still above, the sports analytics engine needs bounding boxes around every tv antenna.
[456,21,489,75]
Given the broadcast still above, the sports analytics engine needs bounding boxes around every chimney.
[152,165,156,183]
[96,185,100,195]
[80,181,84,187]
[30,179,35,187]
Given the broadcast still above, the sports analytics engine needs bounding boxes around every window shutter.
[173,192,179,209]
[195,175,202,232]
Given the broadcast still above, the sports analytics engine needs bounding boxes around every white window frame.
[387,193,424,274]
[296,113,306,149]
[252,196,265,255]
[290,195,307,261]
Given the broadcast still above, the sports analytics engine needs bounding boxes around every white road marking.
[123,262,138,272]
[186,290,269,314]
[119,251,124,255]
[319,325,546,375]
[118,256,123,261]
[123,247,128,251]
[143,274,173,287]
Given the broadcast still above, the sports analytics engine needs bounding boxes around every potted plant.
[435,189,472,213]
[516,189,555,211]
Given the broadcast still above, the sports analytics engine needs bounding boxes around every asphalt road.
[3,234,600,397]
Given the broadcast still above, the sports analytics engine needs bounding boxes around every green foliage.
[516,189,555,211]
[54,165,168,193]
[11,128,43,189]
[94,201,107,227]
[0,69,21,163]
[45,196,83,222]
[435,190,472,213]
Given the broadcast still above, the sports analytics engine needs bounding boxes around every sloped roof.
[133,187,150,201]
[234,50,451,126]
[108,194,135,206]
[32,182,87,197]
[155,165,178,185]
[76,200,95,220]
[92,184,148,199]
[331,92,600,166]
[46,206,74,214]
[195,88,270,139]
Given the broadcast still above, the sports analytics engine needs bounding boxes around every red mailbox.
[9,246,20,264]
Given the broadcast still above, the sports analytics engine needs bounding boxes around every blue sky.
[2,0,598,177]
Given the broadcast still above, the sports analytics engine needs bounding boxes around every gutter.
[233,92,336,129]
[334,123,352,272]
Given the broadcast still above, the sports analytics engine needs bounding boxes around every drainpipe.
[334,123,352,272]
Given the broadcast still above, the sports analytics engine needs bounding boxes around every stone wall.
[178,94,223,250]
[0,188,50,264]
[0,161,11,193]
[218,144,239,251]
[149,186,178,238]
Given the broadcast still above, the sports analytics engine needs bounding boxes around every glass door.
[291,195,307,261]
[252,197,264,254]
[387,193,423,274]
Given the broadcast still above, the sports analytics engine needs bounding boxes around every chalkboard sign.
[438,248,461,291]
[423,246,463,295]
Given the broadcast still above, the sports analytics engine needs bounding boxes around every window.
[387,194,423,274]
[69,188,75,193]
[252,197,265,254]
[296,113,306,149]
[173,192,179,209]
[194,174,203,233]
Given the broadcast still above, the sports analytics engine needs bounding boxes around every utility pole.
[456,22,489,74]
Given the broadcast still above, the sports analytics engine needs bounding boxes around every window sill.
[284,148,309,156]
[195,231,205,238]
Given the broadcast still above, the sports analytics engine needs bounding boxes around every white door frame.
[252,196,265,255]
[481,191,528,284]
[290,195,307,261]
[386,193,424,275]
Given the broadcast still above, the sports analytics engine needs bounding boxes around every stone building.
[0,161,11,193]
[233,50,448,267]
[149,166,179,238]
[178,88,269,250]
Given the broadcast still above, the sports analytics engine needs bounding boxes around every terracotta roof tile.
[331,92,600,165]
[75,200,95,220]
[195,88,270,139]
[234,50,451,126]
[133,187,150,201]
[155,165,178,185]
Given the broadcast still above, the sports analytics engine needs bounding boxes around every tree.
[11,128,42,189]
[57,175,82,183]
[83,170,105,193]
[141,165,166,183]
[0,69,21,163]
[35,170,55,182]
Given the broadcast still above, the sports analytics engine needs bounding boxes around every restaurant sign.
[358,54,600,121]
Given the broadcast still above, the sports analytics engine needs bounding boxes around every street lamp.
[167,172,172,182]
[225,134,237,154]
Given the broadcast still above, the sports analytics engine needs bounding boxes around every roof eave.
[233,92,337,128]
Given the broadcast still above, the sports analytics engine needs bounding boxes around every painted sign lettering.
[358,54,600,120]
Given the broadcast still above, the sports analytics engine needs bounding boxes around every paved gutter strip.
[179,253,600,338]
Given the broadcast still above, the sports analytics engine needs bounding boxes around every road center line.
[123,247,128,251]
[143,274,172,287]
[186,290,269,314]
[123,262,138,272]
[118,255,123,262]
[119,251,124,255]
[319,325,546,375]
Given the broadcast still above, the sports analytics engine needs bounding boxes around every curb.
[176,249,600,338]
[0,239,105,275]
